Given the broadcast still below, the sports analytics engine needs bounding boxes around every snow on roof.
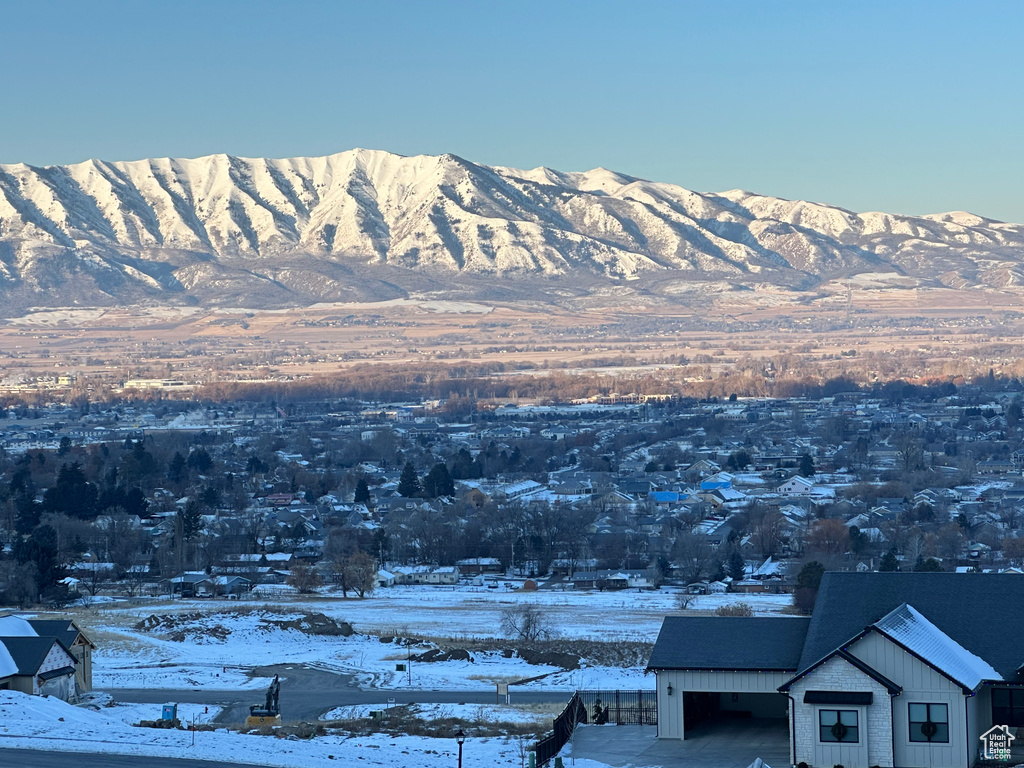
[0,616,37,637]
[873,603,1000,689]
[0,644,15,678]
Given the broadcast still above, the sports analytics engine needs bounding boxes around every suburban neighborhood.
[4,382,1024,766]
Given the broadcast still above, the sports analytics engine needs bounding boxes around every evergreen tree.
[450,449,474,480]
[354,478,371,504]
[186,447,213,474]
[879,550,900,572]
[43,462,99,520]
[121,441,158,483]
[799,453,815,477]
[796,561,825,591]
[422,463,455,498]
[168,452,187,483]
[14,524,62,592]
[246,454,269,475]
[728,550,746,582]
[793,560,827,614]
[397,462,421,497]
[200,486,221,508]
[179,499,204,542]
[123,486,149,517]
[14,492,42,536]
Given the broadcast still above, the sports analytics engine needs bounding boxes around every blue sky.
[1,1,1021,222]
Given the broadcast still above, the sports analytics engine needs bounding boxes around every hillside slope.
[0,148,1021,308]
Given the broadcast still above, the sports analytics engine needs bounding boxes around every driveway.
[568,719,790,768]
[106,664,570,724]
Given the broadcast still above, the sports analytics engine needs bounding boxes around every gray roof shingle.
[0,637,61,675]
[799,572,1024,681]
[27,619,81,650]
[647,616,810,671]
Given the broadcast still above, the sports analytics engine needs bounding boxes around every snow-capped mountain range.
[0,148,1021,309]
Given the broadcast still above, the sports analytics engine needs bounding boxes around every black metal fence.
[534,690,657,767]
[534,692,587,767]
[578,690,658,726]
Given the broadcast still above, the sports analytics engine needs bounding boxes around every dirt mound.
[167,625,229,643]
[134,611,353,641]
[136,718,182,729]
[135,612,207,632]
[431,638,653,669]
[504,647,580,670]
[411,648,473,663]
[263,613,353,636]
[134,613,230,642]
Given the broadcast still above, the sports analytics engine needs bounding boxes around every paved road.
[0,749,266,768]
[107,664,570,724]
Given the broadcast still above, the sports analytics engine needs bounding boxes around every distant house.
[207,575,253,596]
[570,569,653,590]
[165,571,214,597]
[455,557,503,575]
[687,459,721,476]
[778,475,814,495]
[391,565,461,585]
[700,472,735,491]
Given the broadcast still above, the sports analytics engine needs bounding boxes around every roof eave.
[648,666,797,673]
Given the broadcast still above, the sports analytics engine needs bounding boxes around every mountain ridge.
[0,148,1022,310]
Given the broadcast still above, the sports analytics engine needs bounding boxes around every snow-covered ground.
[85,586,792,692]
[320,702,553,726]
[0,587,795,765]
[0,691,594,768]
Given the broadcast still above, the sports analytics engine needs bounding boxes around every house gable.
[847,630,972,768]
[798,573,1024,683]
[786,654,896,768]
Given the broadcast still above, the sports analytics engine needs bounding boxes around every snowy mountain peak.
[0,148,1021,310]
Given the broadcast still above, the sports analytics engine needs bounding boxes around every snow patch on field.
[0,691,603,768]
[321,702,551,725]
[87,589,790,691]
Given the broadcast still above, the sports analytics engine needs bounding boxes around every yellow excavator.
[245,675,282,727]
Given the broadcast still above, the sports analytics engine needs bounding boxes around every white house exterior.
[778,475,814,495]
[391,565,461,585]
[648,573,1024,768]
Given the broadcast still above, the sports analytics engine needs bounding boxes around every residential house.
[0,615,94,695]
[647,573,1024,768]
[778,475,814,495]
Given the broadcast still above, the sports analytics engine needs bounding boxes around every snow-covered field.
[0,691,584,768]
[320,702,553,726]
[2,587,793,766]
[84,586,792,691]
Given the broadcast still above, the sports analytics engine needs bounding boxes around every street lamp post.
[455,729,466,768]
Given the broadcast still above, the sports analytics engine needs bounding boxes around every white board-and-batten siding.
[849,630,969,768]
[655,669,792,739]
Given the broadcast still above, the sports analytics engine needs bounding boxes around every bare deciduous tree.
[500,603,555,642]
[343,552,377,598]
[287,562,323,594]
